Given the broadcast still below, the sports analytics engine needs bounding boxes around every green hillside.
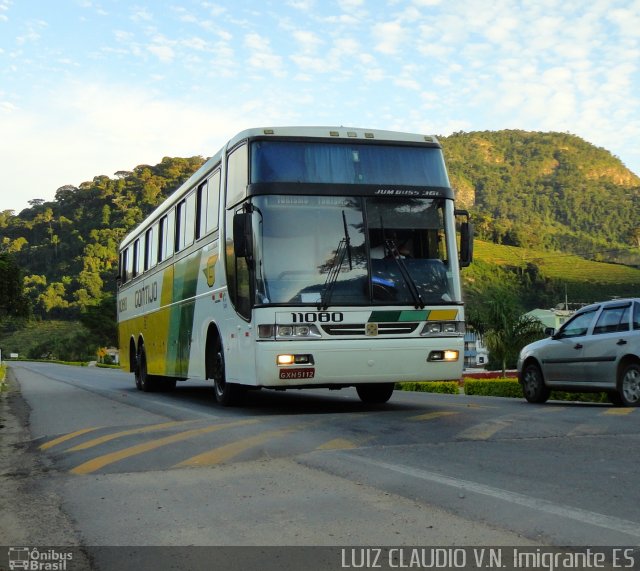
[470,239,640,305]
[441,130,640,266]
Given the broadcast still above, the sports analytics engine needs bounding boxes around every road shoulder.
[0,367,92,566]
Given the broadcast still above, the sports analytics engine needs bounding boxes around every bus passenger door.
[223,319,254,384]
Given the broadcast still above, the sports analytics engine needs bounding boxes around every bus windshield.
[252,195,457,307]
[251,141,450,187]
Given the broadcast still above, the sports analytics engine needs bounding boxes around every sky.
[1,0,640,214]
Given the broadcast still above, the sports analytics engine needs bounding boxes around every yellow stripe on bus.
[70,418,259,475]
[427,309,458,321]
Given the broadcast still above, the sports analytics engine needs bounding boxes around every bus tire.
[211,337,243,406]
[135,345,158,392]
[356,382,394,404]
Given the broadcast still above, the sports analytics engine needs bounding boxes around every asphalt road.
[2,361,639,570]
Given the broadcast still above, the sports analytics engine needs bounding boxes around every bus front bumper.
[255,337,464,388]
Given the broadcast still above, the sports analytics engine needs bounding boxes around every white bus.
[117,126,473,405]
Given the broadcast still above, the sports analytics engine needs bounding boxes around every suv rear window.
[593,304,631,335]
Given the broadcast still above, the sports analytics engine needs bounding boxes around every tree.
[0,253,30,321]
[484,314,545,376]
[78,293,117,347]
[467,286,545,375]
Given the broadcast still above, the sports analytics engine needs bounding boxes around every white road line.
[342,453,640,539]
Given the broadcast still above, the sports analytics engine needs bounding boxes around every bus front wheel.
[356,382,394,404]
[211,338,243,406]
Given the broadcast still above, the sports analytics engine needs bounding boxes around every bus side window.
[196,181,207,240]
[226,144,248,208]
[158,216,166,262]
[144,227,153,271]
[176,200,186,252]
[125,245,133,281]
[120,249,128,284]
[206,170,221,233]
[159,210,175,261]
[166,210,175,257]
[133,238,143,277]
[184,192,196,247]
[149,222,158,268]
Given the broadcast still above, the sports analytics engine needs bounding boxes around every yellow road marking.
[175,424,303,467]
[40,427,103,451]
[66,420,197,452]
[432,402,495,409]
[567,424,604,437]
[316,438,359,450]
[409,411,459,421]
[316,433,374,450]
[457,420,511,440]
[70,419,259,475]
[603,408,634,416]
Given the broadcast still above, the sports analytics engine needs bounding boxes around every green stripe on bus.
[369,310,429,322]
[167,250,203,377]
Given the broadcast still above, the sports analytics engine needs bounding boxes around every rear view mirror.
[233,212,253,258]
[455,209,474,267]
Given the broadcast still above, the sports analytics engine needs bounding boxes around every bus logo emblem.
[203,255,218,287]
[366,323,378,336]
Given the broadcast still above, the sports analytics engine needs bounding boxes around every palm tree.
[468,287,545,376]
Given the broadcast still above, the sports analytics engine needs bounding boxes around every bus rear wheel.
[211,338,243,406]
[135,345,158,392]
[356,382,394,404]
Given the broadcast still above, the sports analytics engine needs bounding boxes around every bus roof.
[120,126,441,249]
[227,126,440,147]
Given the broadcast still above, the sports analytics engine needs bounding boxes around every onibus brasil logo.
[8,548,73,570]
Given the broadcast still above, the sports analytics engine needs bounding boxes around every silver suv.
[517,298,640,406]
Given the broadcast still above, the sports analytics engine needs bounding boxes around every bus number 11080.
[291,312,344,323]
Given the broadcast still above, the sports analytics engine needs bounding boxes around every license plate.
[279,368,315,380]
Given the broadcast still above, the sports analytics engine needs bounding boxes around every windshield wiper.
[384,238,425,309]
[318,211,353,310]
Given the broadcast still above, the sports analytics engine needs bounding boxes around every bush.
[464,378,522,398]
[396,381,459,394]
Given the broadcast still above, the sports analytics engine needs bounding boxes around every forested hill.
[441,130,640,263]
[0,130,639,323]
[0,156,206,318]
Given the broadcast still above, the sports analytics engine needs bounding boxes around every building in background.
[464,331,488,369]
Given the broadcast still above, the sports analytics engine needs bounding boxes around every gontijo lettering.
[134,282,158,308]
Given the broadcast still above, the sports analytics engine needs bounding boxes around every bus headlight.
[428,350,459,362]
[277,354,315,366]
[420,322,464,336]
[258,324,322,340]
